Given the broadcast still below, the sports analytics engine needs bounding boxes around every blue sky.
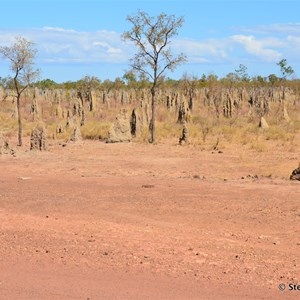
[0,0,300,82]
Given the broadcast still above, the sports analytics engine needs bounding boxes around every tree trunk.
[151,87,156,143]
[17,95,22,146]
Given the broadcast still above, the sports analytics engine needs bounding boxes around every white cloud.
[173,35,285,64]
[107,47,122,54]
[236,23,300,35]
[287,35,300,47]
[42,43,72,54]
[0,27,128,64]
[0,24,298,73]
[93,41,122,54]
[173,38,230,63]
[43,26,77,33]
[231,35,282,62]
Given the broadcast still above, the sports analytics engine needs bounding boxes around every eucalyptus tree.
[0,36,39,146]
[123,11,186,143]
[277,59,294,80]
[235,64,250,82]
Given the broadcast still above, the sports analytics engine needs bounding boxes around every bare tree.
[123,11,186,143]
[0,36,39,146]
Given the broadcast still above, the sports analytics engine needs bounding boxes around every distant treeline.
[0,71,299,92]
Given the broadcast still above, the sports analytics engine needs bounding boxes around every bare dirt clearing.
[0,140,299,299]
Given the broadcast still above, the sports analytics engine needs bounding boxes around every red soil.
[0,140,299,299]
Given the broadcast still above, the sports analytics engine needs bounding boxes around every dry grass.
[80,120,110,140]
[0,89,299,153]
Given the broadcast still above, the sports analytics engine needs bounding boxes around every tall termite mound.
[107,109,132,143]
[30,126,47,151]
[179,121,189,145]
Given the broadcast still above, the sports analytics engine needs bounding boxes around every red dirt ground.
[0,139,299,299]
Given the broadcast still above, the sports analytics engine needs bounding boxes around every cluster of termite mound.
[0,84,298,146]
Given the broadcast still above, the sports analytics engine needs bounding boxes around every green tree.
[35,78,58,89]
[114,77,125,90]
[235,64,249,82]
[277,58,294,80]
[268,74,279,86]
[77,75,101,91]
[200,73,207,82]
[123,70,137,88]
[101,79,114,93]
[0,76,14,89]
[207,73,218,83]
[224,72,239,89]
[0,36,39,146]
[123,11,186,143]
[255,75,266,84]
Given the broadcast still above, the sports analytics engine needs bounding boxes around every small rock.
[193,175,205,180]
[18,177,31,180]
[142,185,154,188]
[196,258,206,265]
